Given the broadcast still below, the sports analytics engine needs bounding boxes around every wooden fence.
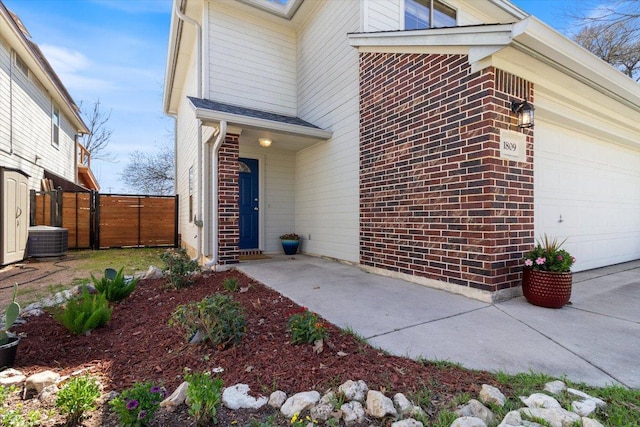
[30,190,178,249]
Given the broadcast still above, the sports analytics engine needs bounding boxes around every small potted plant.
[0,284,21,368]
[522,235,576,308]
[279,233,301,255]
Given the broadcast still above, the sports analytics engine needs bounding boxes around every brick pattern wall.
[218,134,239,264]
[359,53,534,293]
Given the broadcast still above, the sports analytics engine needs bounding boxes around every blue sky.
[4,0,589,193]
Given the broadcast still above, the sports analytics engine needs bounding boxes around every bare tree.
[121,141,174,195]
[571,0,640,80]
[80,99,115,161]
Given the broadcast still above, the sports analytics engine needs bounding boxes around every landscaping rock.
[341,401,365,426]
[38,384,59,405]
[144,265,164,279]
[366,390,397,418]
[572,399,597,417]
[391,418,423,427]
[519,407,581,427]
[24,370,60,397]
[160,381,188,410]
[479,384,506,407]
[222,383,267,410]
[581,417,605,427]
[268,390,287,408]
[520,393,562,409]
[450,416,487,427]
[543,380,566,395]
[497,410,521,426]
[0,368,25,386]
[280,390,320,419]
[567,388,606,409]
[455,399,494,426]
[339,379,368,402]
[310,399,335,422]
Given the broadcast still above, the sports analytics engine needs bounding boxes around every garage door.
[535,122,640,271]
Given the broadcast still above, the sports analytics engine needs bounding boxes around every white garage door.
[535,122,640,272]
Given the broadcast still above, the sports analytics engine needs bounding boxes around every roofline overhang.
[0,3,88,134]
[349,17,640,114]
[191,106,333,140]
[163,0,184,115]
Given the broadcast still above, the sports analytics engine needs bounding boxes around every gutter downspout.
[204,120,227,269]
[174,2,204,262]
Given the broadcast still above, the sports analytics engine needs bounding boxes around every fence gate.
[30,190,178,249]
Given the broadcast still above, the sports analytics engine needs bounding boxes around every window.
[405,0,456,30]
[52,106,60,147]
[13,52,29,77]
[188,165,194,222]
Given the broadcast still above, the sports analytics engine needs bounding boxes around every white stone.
[222,384,267,410]
[581,417,605,427]
[310,401,335,422]
[366,390,397,418]
[519,407,581,427]
[497,410,522,426]
[24,370,60,396]
[391,418,423,427]
[394,393,413,414]
[566,388,606,409]
[450,416,487,427]
[160,381,188,410]
[455,399,494,425]
[38,384,59,405]
[144,265,164,279]
[543,381,566,395]
[339,379,368,402]
[319,390,335,405]
[268,390,287,408]
[280,391,320,419]
[520,393,561,409]
[0,368,26,386]
[479,384,506,407]
[572,399,596,417]
[341,401,365,426]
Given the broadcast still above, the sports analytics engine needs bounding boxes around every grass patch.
[72,248,166,276]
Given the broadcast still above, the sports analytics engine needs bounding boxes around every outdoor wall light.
[259,138,272,147]
[510,99,535,128]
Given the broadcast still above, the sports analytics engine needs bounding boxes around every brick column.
[359,52,534,298]
[218,134,239,264]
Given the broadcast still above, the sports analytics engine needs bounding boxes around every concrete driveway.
[238,255,640,388]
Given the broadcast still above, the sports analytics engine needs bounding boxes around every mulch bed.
[11,270,506,426]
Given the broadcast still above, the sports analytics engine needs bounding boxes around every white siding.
[175,58,201,254]
[0,34,77,190]
[239,143,295,253]
[207,2,297,116]
[365,0,401,32]
[535,121,640,271]
[295,0,361,263]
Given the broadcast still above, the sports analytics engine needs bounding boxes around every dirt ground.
[0,254,100,308]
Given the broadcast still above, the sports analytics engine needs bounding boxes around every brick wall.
[218,134,239,264]
[359,53,534,294]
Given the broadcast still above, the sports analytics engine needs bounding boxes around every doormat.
[239,254,271,261]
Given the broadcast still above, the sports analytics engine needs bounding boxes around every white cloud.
[39,44,89,74]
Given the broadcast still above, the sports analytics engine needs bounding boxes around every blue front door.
[238,158,259,249]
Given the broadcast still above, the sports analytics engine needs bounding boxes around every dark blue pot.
[281,239,300,255]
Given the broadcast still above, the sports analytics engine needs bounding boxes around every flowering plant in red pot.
[522,235,575,308]
[523,235,575,272]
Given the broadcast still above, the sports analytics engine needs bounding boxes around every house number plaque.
[499,129,526,162]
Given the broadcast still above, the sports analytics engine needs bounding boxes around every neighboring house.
[0,2,96,191]
[1,1,97,264]
[163,0,640,301]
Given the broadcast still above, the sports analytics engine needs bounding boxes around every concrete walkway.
[237,255,640,388]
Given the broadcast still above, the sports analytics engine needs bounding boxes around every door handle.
[254,207,259,211]
[16,206,22,218]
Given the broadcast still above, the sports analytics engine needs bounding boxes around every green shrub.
[185,371,224,426]
[160,248,200,288]
[55,287,112,335]
[55,375,100,426]
[170,293,246,348]
[109,382,165,426]
[91,267,138,302]
[222,277,240,292]
[286,308,328,345]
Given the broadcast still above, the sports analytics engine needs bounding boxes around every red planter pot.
[522,268,572,308]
